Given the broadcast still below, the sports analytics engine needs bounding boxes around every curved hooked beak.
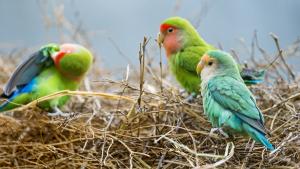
[196,60,205,75]
[157,32,165,47]
[196,54,211,75]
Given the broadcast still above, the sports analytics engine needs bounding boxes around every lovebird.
[196,50,274,150]
[158,17,264,98]
[0,43,93,116]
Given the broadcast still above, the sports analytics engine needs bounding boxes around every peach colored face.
[196,54,216,74]
[159,24,182,58]
[51,44,77,66]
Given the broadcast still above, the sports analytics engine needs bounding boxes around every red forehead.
[60,44,76,53]
[54,51,66,65]
[160,23,174,32]
[54,44,76,65]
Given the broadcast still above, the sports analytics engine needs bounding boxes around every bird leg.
[209,128,229,138]
[179,89,188,95]
[209,128,219,136]
[184,92,198,103]
[48,107,73,117]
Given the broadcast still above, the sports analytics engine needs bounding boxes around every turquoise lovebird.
[196,50,274,150]
[158,17,265,101]
[0,43,93,116]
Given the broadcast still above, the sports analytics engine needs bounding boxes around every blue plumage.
[198,50,274,151]
[0,79,37,111]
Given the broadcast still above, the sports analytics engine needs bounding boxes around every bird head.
[51,43,93,80]
[158,17,201,58]
[196,50,240,80]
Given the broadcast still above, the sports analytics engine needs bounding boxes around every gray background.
[0,0,299,70]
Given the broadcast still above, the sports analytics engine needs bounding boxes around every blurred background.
[0,0,299,72]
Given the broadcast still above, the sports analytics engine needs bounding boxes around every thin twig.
[270,33,296,81]
[137,37,149,107]
[161,136,233,159]
[263,92,300,113]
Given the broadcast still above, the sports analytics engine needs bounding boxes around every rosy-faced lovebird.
[196,50,274,150]
[158,17,264,98]
[0,43,93,116]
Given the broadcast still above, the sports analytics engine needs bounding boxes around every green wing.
[175,46,213,74]
[169,46,210,93]
[206,76,266,134]
[2,44,59,96]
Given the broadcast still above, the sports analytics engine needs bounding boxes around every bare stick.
[4,90,135,113]
[159,41,163,94]
[137,37,149,107]
[270,33,296,81]
[193,142,235,169]
[254,31,282,77]
[264,53,282,71]
[161,136,233,159]
[270,133,299,155]
[263,92,300,113]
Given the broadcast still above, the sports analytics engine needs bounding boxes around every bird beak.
[196,54,210,75]
[196,60,205,75]
[157,33,164,47]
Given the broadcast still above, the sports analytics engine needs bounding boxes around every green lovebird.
[196,50,274,150]
[0,43,93,116]
[158,17,264,97]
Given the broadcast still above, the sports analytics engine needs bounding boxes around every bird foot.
[184,93,198,103]
[209,128,229,138]
[209,128,218,136]
[179,89,186,95]
[48,107,74,117]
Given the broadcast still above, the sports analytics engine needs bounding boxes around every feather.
[2,48,54,96]
[208,76,263,121]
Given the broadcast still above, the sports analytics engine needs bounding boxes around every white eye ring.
[167,28,174,33]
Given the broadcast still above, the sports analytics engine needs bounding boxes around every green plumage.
[0,44,93,112]
[1,67,79,111]
[162,17,214,93]
[169,46,214,93]
[200,50,274,150]
[161,17,264,94]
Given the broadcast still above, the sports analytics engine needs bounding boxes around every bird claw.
[48,107,73,117]
[219,129,229,138]
[184,92,198,103]
[209,128,229,138]
[209,128,219,136]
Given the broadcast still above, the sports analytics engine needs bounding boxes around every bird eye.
[167,28,174,33]
[208,61,213,66]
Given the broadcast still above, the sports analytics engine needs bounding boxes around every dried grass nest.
[0,52,299,169]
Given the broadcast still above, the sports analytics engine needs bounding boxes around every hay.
[0,40,299,168]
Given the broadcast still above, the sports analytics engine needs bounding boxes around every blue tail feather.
[243,123,274,150]
[0,79,37,111]
[256,131,274,150]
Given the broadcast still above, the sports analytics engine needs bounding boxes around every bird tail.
[0,92,17,112]
[240,68,265,85]
[254,132,274,151]
[0,93,9,112]
[244,124,274,151]
[0,101,9,112]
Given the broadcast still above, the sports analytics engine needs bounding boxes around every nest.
[0,41,299,169]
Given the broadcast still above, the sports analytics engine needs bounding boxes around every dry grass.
[0,37,299,169]
[0,3,300,167]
